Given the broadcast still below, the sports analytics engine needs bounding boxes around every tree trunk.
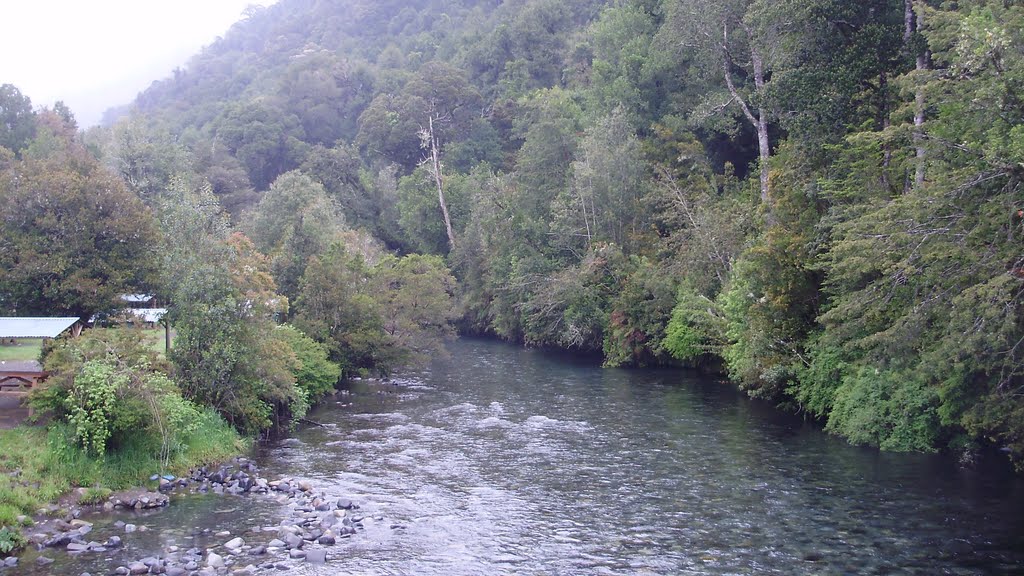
[906,0,927,189]
[428,116,456,251]
[723,22,771,206]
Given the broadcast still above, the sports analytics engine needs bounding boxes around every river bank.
[4,456,366,574]
[0,413,242,558]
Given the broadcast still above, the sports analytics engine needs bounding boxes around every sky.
[2,0,277,128]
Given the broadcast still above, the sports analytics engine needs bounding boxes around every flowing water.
[15,338,1024,575]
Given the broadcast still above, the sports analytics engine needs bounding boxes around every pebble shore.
[3,457,368,575]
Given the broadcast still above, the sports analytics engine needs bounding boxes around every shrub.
[0,526,25,554]
[826,366,941,452]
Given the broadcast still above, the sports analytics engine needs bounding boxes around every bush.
[826,366,941,452]
[65,360,124,455]
[275,325,341,402]
[0,526,25,554]
[662,285,727,366]
[35,328,220,466]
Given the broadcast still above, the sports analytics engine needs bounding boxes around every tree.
[375,253,458,367]
[806,0,1024,461]
[551,107,646,256]
[0,110,160,320]
[0,84,35,155]
[245,171,347,302]
[159,179,298,433]
[294,244,385,374]
[105,117,192,203]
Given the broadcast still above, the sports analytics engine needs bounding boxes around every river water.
[16,338,1024,575]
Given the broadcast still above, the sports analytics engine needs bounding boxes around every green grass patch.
[0,339,43,363]
[0,409,245,552]
[140,328,172,358]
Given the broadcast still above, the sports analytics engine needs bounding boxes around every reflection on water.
[15,338,1024,575]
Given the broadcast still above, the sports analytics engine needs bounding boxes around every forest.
[2,0,1023,469]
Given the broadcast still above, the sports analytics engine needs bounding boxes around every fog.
[1,0,277,127]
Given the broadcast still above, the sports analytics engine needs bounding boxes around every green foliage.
[396,167,471,255]
[295,245,458,376]
[46,0,1024,468]
[602,258,675,367]
[36,328,208,466]
[790,334,846,419]
[0,413,241,551]
[0,109,160,320]
[662,286,727,366]
[245,170,347,303]
[275,324,341,402]
[826,367,940,452]
[65,360,123,455]
[0,525,25,554]
[78,487,113,505]
[0,84,36,155]
[160,181,298,433]
[295,244,383,374]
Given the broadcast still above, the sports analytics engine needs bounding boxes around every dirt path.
[0,395,32,429]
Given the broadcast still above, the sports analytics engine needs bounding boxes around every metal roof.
[127,308,166,323]
[120,294,154,303]
[0,317,79,338]
[0,360,42,372]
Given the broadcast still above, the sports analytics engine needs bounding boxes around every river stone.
[67,542,90,552]
[128,561,149,575]
[43,532,75,547]
[336,498,353,510]
[36,556,54,566]
[3,556,17,567]
[125,523,138,533]
[283,533,304,549]
[318,531,336,546]
[249,545,267,556]
[298,480,313,492]
[114,567,130,575]
[166,568,187,576]
[267,538,286,548]
[106,535,122,547]
[206,552,225,568]
[224,536,245,550]
[288,549,306,559]
[305,549,327,564]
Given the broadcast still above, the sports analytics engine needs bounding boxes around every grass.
[0,409,245,540]
[0,339,43,363]
[140,328,173,358]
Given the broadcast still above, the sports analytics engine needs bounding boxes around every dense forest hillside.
[4,0,1023,467]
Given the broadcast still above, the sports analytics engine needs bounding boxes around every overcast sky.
[2,1,277,127]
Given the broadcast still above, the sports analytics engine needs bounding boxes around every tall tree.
[0,110,160,320]
[0,84,35,155]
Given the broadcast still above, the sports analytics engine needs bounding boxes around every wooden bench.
[0,370,46,416]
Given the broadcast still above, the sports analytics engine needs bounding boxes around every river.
[15,338,1024,575]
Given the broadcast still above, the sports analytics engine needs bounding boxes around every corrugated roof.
[0,360,42,372]
[0,317,79,338]
[127,308,166,323]
[120,294,154,303]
